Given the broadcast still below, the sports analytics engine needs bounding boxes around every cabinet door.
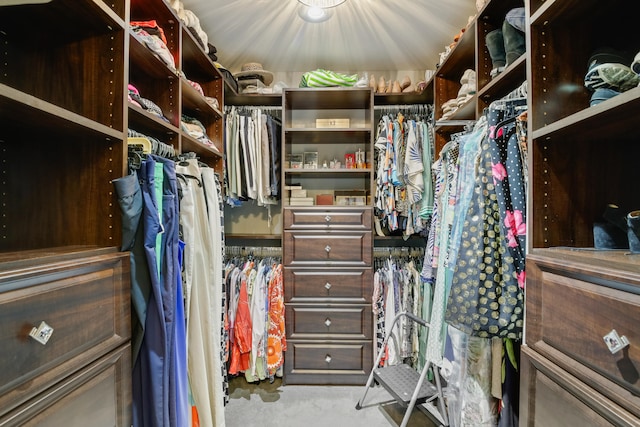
[520,346,638,427]
[0,252,130,414]
[0,344,131,427]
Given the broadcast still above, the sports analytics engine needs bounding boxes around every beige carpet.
[223,376,441,427]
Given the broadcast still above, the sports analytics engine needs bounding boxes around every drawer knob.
[325,355,332,364]
[325,318,332,327]
[603,329,630,354]
[325,215,332,222]
[29,321,54,345]
[325,282,332,290]
[325,245,331,253]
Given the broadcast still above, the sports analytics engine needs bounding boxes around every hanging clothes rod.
[224,105,283,112]
[373,104,431,111]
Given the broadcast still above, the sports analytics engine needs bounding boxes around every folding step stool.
[355,311,449,427]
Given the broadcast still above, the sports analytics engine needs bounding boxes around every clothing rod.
[224,105,283,112]
[373,104,431,110]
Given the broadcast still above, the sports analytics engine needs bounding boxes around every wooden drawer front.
[0,344,132,427]
[286,305,372,339]
[284,207,372,230]
[527,261,640,398]
[0,253,130,413]
[283,231,372,266]
[520,347,638,427]
[284,268,372,302]
[284,341,372,385]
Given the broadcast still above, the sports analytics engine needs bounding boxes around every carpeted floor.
[224,376,441,427]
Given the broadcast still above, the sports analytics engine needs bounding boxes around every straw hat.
[234,62,273,86]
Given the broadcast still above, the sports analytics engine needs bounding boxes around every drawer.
[527,254,640,414]
[283,207,372,230]
[0,251,130,414]
[284,268,372,302]
[283,231,372,266]
[285,304,372,340]
[0,344,132,427]
[520,346,639,427]
[284,341,372,385]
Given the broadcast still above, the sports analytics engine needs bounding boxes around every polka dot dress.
[445,100,527,339]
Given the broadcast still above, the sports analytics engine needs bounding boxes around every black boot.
[502,20,526,67]
[593,204,629,249]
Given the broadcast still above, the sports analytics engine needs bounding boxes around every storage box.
[289,153,304,169]
[335,190,366,206]
[316,194,334,205]
[237,78,265,94]
[315,118,350,128]
[303,152,318,169]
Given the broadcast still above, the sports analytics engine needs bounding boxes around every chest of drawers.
[0,247,131,427]
[521,249,640,426]
[283,207,373,385]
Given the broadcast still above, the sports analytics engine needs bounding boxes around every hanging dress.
[445,99,526,339]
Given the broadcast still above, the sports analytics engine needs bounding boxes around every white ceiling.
[181,0,479,80]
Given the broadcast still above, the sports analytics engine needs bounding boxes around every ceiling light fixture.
[298,0,346,8]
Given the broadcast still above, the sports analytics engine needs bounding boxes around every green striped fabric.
[300,69,358,87]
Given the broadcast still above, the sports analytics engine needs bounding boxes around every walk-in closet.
[2,0,640,426]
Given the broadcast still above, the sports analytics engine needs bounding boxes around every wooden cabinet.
[521,0,640,424]
[522,251,640,426]
[283,206,374,385]
[280,88,374,385]
[1,0,226,422]
[0,247,131,427]
[0,0,132,423]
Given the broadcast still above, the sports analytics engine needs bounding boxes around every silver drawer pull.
[325,282,332,290]
[325,318,332,327]
[603,329,630,354]
[29,321,54,345]
[325,215,332,222]
[325,245,331,253]
[325,355,332,364]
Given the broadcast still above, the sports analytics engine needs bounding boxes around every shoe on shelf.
[590,87,620,106]
[632,51,640,75]
[584,63,639,92]
[490,66,505,79]
[460,69,475,84]
[593,204,630,250]
[400,75,411,90]
[377,76,386,94]
[627,210,640,253]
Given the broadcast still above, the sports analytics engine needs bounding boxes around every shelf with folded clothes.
[180,25,224,115]
[128,102,180,140]
[130,0,180,58]
[180,78,223,120]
